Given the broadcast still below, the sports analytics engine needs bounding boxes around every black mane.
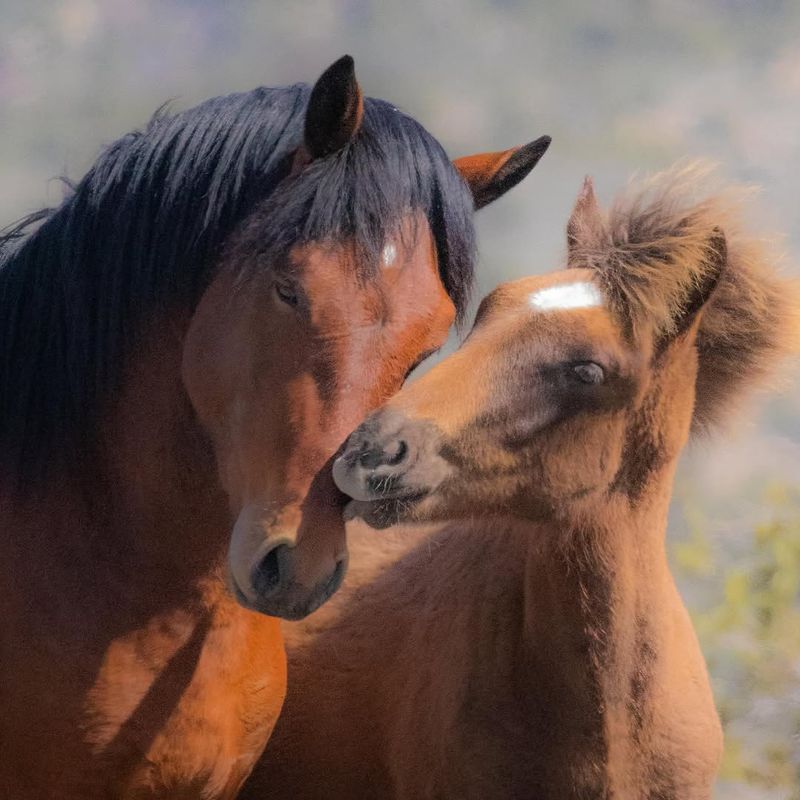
[0,84,475,477]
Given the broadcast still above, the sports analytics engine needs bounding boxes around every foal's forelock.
[566,163,800,433]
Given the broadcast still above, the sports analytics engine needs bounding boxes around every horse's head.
[182,57,550,618]
[334,166,799,528]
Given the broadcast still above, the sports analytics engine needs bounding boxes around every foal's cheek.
[538,417,625,499]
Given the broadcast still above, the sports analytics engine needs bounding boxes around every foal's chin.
[344,491,433,530]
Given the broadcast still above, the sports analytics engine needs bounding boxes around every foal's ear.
[453,135,551,210]
[670,227,727,338]
[303,55,364,160]
[567,176,606,260]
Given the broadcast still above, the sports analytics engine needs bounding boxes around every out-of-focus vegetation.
[673,485,800,798]
[1,2,798,796]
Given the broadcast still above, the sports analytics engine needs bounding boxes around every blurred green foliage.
[673,486,800,799]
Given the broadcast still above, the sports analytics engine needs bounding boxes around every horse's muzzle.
[227,503,348,620]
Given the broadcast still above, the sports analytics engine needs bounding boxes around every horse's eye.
[571,361,605,385]
[274,280,299,308]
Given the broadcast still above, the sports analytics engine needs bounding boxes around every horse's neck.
[99,319,228,582]
[3,318,229,615]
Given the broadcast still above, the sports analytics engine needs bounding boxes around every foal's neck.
[523,482,674,673]
[515,475,677,786]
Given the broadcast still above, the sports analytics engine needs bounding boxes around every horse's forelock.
[232,97,476,324]
[0,85,476,480]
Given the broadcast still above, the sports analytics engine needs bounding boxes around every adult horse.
[0,55,550,798]
[244,166,798,799]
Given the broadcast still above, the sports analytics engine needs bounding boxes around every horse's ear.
[567,176,605,261]
[453,135,551,210]
[303,55,364,160]
[670,227,727,339]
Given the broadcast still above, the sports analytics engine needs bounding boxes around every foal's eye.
[571,361,605,385]
[274,280,299,308]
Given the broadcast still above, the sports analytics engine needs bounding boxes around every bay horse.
[0,55,550,798]
[244,165,798,799]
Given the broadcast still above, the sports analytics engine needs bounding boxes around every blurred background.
[1,1,798,796]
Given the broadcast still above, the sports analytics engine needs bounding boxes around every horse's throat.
[94,324,232,585]
[83,590,285,798]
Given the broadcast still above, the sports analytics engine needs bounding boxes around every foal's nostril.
[386,439,408,466]
[357,439,408,469]
[357,446,383,469]
[251,545,284,598]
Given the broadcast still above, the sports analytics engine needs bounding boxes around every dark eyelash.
[570,361,605,385]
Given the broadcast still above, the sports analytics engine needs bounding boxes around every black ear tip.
[532,135,552,151]
[523,135,551,158]
[324,54,356,81]
[516,136,551,167]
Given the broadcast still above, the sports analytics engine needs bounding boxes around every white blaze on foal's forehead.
[528,281,603,312]
[382,242,397,268]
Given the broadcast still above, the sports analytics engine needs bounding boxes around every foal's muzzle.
[332,410,450,525]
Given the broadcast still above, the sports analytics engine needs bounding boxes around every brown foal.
[244,165,798,800]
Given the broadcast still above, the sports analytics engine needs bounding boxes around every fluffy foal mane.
[0,85,475,478]
[568,162,800,432]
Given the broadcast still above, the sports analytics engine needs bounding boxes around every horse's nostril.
[251,546,283,598]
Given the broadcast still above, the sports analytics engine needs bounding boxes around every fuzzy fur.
[567,162,800,432]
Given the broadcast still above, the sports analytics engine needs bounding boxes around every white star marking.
[528,282,603,311]
[382,243,397,267]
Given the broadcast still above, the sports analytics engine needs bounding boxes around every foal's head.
[334,166,799,527]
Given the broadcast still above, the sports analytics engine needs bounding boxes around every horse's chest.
[84,605,286,798]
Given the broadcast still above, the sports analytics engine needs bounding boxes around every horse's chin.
[343,491,430,530]
[227,555,348,621]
